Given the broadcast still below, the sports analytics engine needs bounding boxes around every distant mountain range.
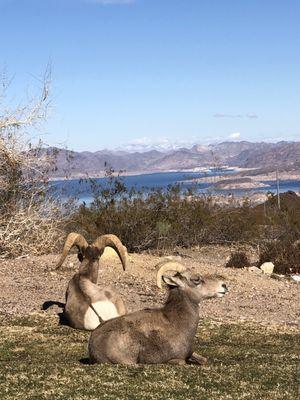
[48,141,300,179]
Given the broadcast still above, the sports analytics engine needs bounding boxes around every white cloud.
[214,113,259,119]
[246,113,258,119]
[119,137,200,152]
[228,132,241,140]
[214,113,243,119]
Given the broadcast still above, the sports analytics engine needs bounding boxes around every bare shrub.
[225,251,250,269]
[0,68,67,257]
[69,169,300,257]
[258,239,300,275]
[70,171,252,252]
[69,170,215,253]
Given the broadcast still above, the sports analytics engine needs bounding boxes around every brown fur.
[57,233,127,330]
[88,269,228,364]
[64,260,127,330]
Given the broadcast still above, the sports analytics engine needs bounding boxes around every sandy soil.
[0,246,299,328]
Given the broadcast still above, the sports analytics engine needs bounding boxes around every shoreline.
[48,166,261,182]
[49,169,190,181]
[180,170,300,190]
[49,168,300,195]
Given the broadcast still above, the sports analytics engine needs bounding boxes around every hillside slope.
[47,141,300,178]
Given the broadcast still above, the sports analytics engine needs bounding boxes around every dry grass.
[0,314,299,400]
[0,200,66,257]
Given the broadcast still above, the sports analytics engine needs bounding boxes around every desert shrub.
[225,251,250,269]
[0,69,69,257]
[257,195,300,274]
[258,238,300,275]
[69,170,215,252]
[69,172,250,252]
[69,168,300,257]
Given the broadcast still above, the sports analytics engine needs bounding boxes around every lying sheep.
[57,232,127,330]
[88,260,228,365]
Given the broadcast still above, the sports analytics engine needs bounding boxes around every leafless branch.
[0,67,70,258]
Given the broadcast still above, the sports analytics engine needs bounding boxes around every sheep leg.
[78,278,101,303]
[167,358,186,365]
[187,352,207,365]
[115,298,127,316]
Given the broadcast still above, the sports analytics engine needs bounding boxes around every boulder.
[102,245,130,260]
[260,262,275,275]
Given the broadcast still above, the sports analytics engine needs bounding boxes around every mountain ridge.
[47,141,300,178]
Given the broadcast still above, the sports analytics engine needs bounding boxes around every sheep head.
[56,232,127,271]
[156,260,228,302]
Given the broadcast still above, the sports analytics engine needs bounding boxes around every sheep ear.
[162,275,184,287]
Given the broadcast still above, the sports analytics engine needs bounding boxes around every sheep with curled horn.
[56,232,127,331]
[88,260,229,365]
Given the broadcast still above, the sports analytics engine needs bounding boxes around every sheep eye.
[191,276,203,285]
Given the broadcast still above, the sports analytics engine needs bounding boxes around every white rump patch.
[84,301,119,331]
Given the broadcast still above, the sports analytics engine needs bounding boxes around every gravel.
[1,246,299,328]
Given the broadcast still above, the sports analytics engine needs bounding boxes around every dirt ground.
[0,245,299,329]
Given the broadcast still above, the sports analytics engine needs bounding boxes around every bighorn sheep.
[88,260,228,365]
[57,232,127,330]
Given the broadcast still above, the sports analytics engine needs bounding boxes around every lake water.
[51,171,300,204]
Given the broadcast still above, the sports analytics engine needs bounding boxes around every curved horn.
[56,232,89,269]
[92,234,127,271]
[156,260,187,289]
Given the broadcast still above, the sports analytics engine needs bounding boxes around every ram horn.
[92,234,127,271]
[56,232,89,269]
[156,260,187,289]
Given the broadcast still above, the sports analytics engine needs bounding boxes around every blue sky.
[1,0,300,151]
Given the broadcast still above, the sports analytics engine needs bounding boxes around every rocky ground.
[0,246,299,329]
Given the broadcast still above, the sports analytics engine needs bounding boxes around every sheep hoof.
[188,353,208,365]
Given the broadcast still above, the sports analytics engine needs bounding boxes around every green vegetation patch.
[0,314,299,400]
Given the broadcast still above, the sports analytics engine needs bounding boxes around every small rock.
[248,266,262,274]
[291,274,300,283]
[260,262,274,275]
